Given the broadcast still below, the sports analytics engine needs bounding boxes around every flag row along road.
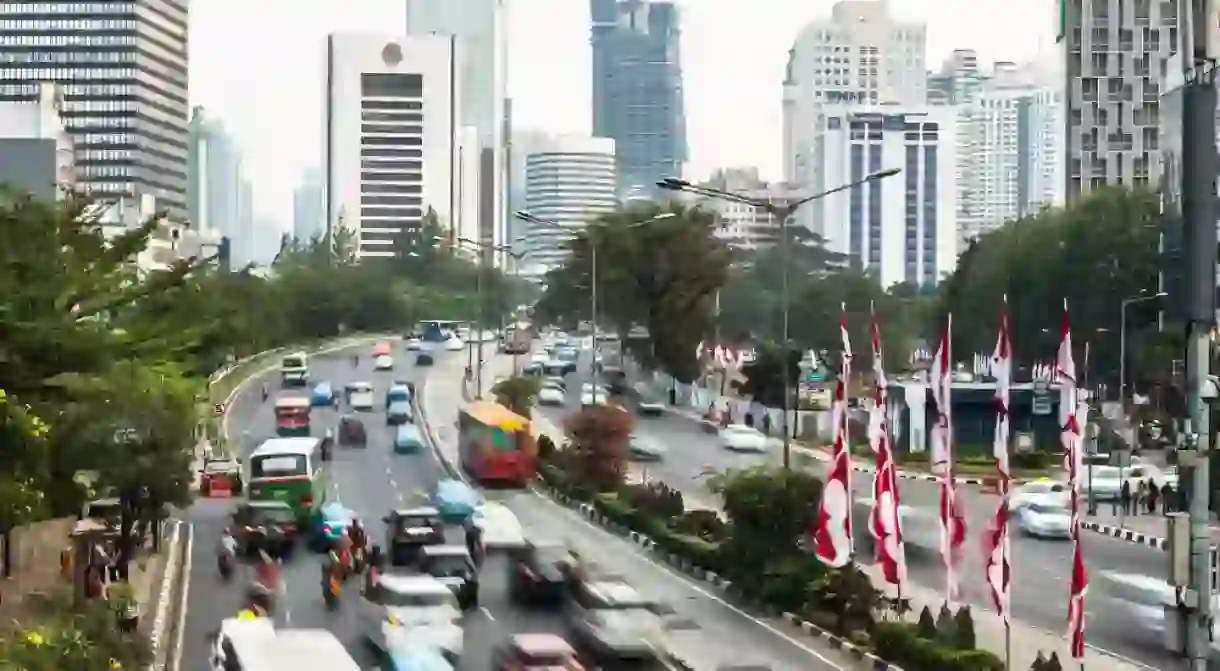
[173,344,868,670]
[538,348,1168,670]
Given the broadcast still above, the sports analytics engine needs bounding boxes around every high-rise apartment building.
[292,168,325,242]
[522,135,617,279]
[405,0,508,257]
[0,0,190,218]
[323,33,460,261]
[0,82,73,200]
[1060,0,1178,199]
[698,168,808,250]
[783,0,927,239]
[590,0,686,195]
[188,107,244,241]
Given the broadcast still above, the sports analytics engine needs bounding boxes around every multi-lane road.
[539,357,1173,669]
[178,345,864,670]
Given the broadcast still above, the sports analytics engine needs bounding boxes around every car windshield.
[423,553,472,577]
[399,515,439,532]
[542,383,563,392]
[1029,504,1068,515]
[350,384,372,393]
[204,461,234,473]
[516,650,570,665]
[1093,467,1121,479]
[249,506,295,524]
[381,587,457,609]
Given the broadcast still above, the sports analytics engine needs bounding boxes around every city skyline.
[189,0,1055,229]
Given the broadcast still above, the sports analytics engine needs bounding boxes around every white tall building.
[405,0,508,258]
[698,167,808,250]
[782,0,927,235]
[522,135,617,279]
[293,168,325,242]
[816,105,957,288]
[323,33,460,260]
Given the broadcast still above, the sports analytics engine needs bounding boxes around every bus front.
[281,352,308,387]
[274,398,311,436]
[247,449,316,522]
[459,403,535,486]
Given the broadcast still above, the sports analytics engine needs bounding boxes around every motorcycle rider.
[336,528,353,576]
[348,518,367,557]
[249,550,280,613]
[365,544,384,592]
[261,383,268,401]
[218,527,238,574]
[351,353,359,367]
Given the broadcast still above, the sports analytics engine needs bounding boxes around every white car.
[530,352,550,366]
[1014,501,1072,539]
[538,384,566,406]
[374,355,394,370]
[348,382,375,411]
[361,574,463,660]
[567,580,669,660]
[580,384,610,406]
[1080,465,1123,501]
[471,501,527,550]
[637,396,666,415]
[444,337,465,352]
[406,338,422,351]
[1011,480,1070,511]
[719,424,768,452]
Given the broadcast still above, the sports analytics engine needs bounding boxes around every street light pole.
[1119,291,1168,410]
[658,167,902,468]
[454,236,527,391]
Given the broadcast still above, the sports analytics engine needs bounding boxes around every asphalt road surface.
[538,357,1175,669]
[181,345,855,670]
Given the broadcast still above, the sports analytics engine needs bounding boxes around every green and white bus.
[280,351,309,387]
[246,437,329,524]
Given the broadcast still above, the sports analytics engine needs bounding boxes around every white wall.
[456,125,481,244]
[523,135,617,275]
[325,33,460,259]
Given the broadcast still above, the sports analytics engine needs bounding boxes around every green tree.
[706,466,823,579]
[492,376,542,418]
[537,204,731,382]
[734,344,799,407]
[562,405,633,492]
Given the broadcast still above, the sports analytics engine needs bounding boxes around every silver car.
[1014,502,1072,539]
[567,579,669,660]
[360,574,463,661]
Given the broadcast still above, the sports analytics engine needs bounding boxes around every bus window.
[250,455,308,478]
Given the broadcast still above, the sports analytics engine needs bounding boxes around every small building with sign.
[883,381,1065,460]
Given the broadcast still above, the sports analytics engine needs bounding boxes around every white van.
[210,618,358,671]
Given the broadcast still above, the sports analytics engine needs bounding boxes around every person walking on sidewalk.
[1161,481,1174,514]
[1145,477,1159,514]
[1135,480,1146,516]
[1120,479,1132,516]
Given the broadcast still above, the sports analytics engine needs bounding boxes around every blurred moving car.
[338,415,367,447]
[636,389,666,416]
[200,456,243,496]
[566,579,669,661]
[430,479,483,524]
[348,382,376,411]
[419,545,480,609]
[387,400,414,426]
[394,424,426,454]
[509,542,576,604]
[311,382,335,407]
[386,647,454,671]
[444,337,464,352]
[471,502,527,551]
[405,338,423,351]
[1014,501,1072,539]
[311,501,355,551]
[1011,479,1069,510]
[375,354,395,370]
[417,352,435,366]
[231,500,298,556]
[718,424,768,452]
[384,507,446,566]
[628,435,665,461]
[494,634,584,671]
[1079,466,1123,501]
[385,383,413,408]
[579,383,610,407]
[537,382,566,406]
[361,574,463,662]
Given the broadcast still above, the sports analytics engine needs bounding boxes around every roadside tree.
[562,405,633,492]
[492,376,542,418]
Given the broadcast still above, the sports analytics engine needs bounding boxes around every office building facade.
[0,0,190,218]
[698,167,808,250]
[323,33,460,260]
[522,135,617,278]
[187,106,243,242]
[590,0,686,195]
[292,168,324,242]
[0,82,73,200]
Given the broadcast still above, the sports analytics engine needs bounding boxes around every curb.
[1079,520,1168,550]
[146,519,183,670]
[539,484,904,671]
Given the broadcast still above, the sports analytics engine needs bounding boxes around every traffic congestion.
[184,333,855,671]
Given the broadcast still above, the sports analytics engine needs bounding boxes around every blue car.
[385,383,412,409]
[387,647,453,671]
[310,382,335,406]
[311,501,354,551]
[393,424,425,454]
[387,400,413,425]
[430,478,483,524]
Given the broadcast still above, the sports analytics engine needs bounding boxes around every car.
[385,383,413,409]
[538,384,566,406]
[431,479,483,524]
[546,360,578,377]
[470,502,527,551]
[579,383,610,407]
[386,647,454,671]
[311,382,336,407]
[419,545,480,609]
[636,388,666,416]
[384,507,446,566]
[494,634,584,671]
[509,542,576,604]
[361,574,463,661]
[628,435,665,461]
[416,352,435,366]
[566,579,668,661]
[394,424,426,454]
[1011,479,1069,511]
[1080,465,1123,501]
[349,382,376,411]
[405,338,423,351]
[719,424,768,452]
[231,500,298,557]
[1014,500,1072,539]
[312,501,355,551]
[444,337,465,352]
[530,353,550,366]
[339,415,367,447]
[543,376,566,390]
[200,457,243,495]
[387,400,414,425]
[522,362,544,377]
[375,355,395,370]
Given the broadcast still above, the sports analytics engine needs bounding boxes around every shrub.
[621,482,683,521]
[1011,450,1052,470]
[873,621,1005,671]
[707,466,823,580]
[916,606,937,639]
[672,509,727,542]
[808,565,879,635]
[953,605,976,650]
[935,603,956,643]
[537,434,557,462]
[563,405,632,492]
[491,376,542,418]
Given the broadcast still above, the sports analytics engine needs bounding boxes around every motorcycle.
[218,551,234,581]
[322,565,341,610]
[351,546,366,575]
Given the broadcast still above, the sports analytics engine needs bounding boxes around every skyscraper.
[590,0,686,195]
[292,169,325,242]
[522,135,617,279]
[0,1,190,217]
[405,0,508,256]
[188,107,244,240]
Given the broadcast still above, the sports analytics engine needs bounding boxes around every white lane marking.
[385,466,393,475]
[480,606,495,621]
[527,489,845,670]
[389,479,397,488]
[284,608,292,626]
[170,521,192,671]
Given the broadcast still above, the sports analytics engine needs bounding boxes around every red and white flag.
[816,305,854,567]
[931,315,967,601]
[984,296,1012,621]
[1057,300,1088,659]
[868,305,906,589]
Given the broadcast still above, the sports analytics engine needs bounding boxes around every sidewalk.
[1081,506,1220,550]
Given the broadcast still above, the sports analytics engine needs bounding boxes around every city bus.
[457,401,537,487]
[274,396,312,437]
[246,437,328,524]
[280,351,309,387]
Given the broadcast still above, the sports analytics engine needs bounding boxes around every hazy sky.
[188,0,1056,228]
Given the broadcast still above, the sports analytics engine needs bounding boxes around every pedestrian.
[1146,478,1158,514]
[762,412,772,436]
[1120,480,1132,516]
[1134,480,1146,516]
[1161,481,1174,514]
[464,521,484,567]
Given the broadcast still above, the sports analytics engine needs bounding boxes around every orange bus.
[458,401,537,486]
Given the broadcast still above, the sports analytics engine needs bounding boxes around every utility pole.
[1177,1,1217,667]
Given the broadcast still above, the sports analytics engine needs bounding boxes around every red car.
[200,458,242,496]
